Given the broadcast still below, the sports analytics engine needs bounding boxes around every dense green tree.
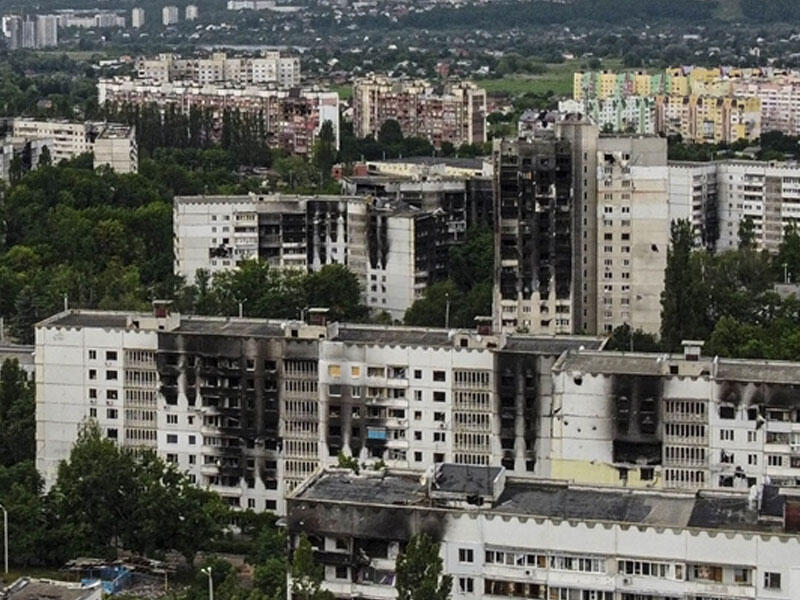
[660,220,702,351]
[395,533,451,600]
[305,264,367,322]
[0,358,34,467]
[378,119,404,146]
[313,121,337,185]
[604,324,660,352]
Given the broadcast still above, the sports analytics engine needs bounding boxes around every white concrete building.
[35,15,58,48]
[595,138,669,335]
[162,5,179,26]
[35,308,600,513]
[7,119,137,174]
[667,160,800,254]
[135,51,301,87]
[131,7,145,28]
[185,4,199,21]
[92,124,138,174]
[289,463,800,600]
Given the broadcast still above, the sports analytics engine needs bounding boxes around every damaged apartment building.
[174,192,485,320]
[35,305,602,514]
[287,462,800,600]
[36,305,800,515]
[494,117,669,336]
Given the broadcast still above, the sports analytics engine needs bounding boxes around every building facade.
[97,78,336,156]
[353,75,487,148]
[288,464,800,600]
[162,5,179,26]
[36,308,602,513]
[595,137,669,335]
[135,51,301,87]
[131,8,145,28]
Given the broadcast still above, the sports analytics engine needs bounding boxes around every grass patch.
[478,58,627,98]
[330,84,353,101]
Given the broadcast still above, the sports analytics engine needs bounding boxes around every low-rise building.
[1,578,102,600]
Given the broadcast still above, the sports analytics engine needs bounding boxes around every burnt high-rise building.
[493,137,574,334]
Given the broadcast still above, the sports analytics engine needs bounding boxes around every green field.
[330,84,353,101]
[478,58,626,98]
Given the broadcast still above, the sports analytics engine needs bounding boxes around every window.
[351,366,360,377]
[107,428,118,440]
[189,435,196,445]
[105,351,117,361]
[89,388,97,399]
[167,414,178,424]
[720,429,734,441]
[89,369,97,380]
[248,498,256,509]
[414,390,422,401]
[764,572,781,589]
[414,411,422,421]
[719,406,735,419]
[166,453,178,464]
[106,370,118,380]
[748,454,758,465]
[458,549,474,563]
[328,365,341,377]
[434,412,445,422]
[433,391,446,403]
[88,350,97,360]
[748,431,757,442]
[351,386,362,398]
[89,408,97,418]
[768,455,783,467]
[414,451,422,462]
[167,434,178,444]
[434,432,446,442]
[189,454,196,464]
[458,577,474,593]
[414,431,422,441]
[106,408,118,419]
[335,566,348,580]
[414,369,422,379]
[433,371,446,382]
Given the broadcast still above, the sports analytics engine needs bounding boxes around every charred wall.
[495,352,540,472]
[611,374,663,465]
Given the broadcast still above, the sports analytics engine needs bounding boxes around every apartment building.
[4,119,137,174]
[36,307,602,513]
[173,193,460,320]
[596,137,669,335]
[548,342,800,491]
[668,160,800,253]
[92,124,138,174]
[352,75,487,148]
[135,51,301,87]
[559,97,657,135]
[34,15,58,48]
[667,161,719,248]
[185,5,199,21]
[288,463,800,600]
[2,15,57,49]
[173,193,367,283]
[492,137,574,335]
[131,8,145,28]
[162,6,179,26]
[97,78,335,156]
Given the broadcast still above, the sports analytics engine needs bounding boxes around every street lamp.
[0,502,7,575]
[201,566,213,600]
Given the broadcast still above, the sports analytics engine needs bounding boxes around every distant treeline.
[349,0,719,31]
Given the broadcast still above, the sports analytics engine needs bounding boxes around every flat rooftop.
[370,156,486,169]
[294,470,783,534]
[2,579,99,600]
[557,349,800,384]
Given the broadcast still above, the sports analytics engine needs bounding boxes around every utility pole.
[784,262,789,284]
[445,292,450,329]
[0,502,8,575]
